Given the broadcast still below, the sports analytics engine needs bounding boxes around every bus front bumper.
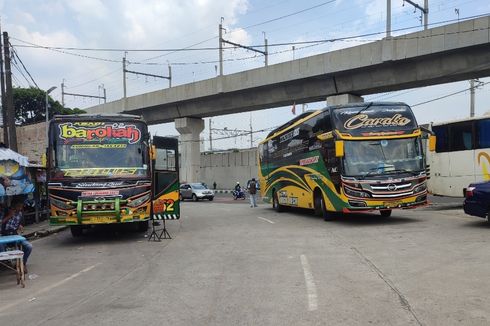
[342,194,427,212]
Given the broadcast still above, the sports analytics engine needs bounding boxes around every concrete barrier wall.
[0,122,47,164]
[200,149,258,189]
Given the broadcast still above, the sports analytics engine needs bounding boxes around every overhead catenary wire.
[10,13,490,55]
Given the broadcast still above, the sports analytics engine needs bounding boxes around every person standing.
[2,200,32,272]
[247,178,259,208]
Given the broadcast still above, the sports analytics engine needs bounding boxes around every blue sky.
[1,0,490,149]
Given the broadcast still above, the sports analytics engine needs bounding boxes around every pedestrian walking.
[213,181,217,190]
[247,178,259,208]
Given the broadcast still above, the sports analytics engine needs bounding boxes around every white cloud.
[66,0,108,19]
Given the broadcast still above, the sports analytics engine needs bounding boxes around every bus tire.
[137,221,149,232]
[314,191,334,221]
[70,225,83,237]
[380,209,392,218]
[273,191,284,212]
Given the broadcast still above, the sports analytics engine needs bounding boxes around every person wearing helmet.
[234,182,241,192]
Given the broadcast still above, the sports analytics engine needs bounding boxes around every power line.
[411,81,490,107]
[10,45,39,88]
[10,13,489,57]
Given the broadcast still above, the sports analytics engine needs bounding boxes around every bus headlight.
[127,194,150,207]
[413,183,427,193]
[344,187,371,198]
[50,198,75,210]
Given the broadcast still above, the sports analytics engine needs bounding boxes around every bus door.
[151,136,180,220]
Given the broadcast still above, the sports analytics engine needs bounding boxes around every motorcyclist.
[234,182,242,192]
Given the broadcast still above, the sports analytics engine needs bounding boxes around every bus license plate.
[90,217,113,224]
[383,201,402,208]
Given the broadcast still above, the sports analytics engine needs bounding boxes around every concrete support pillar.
[326,94,364,106]
[175,117,204,183]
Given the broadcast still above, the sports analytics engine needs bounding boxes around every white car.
[179,183,214,201]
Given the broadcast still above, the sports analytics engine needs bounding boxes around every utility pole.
[123,52,127,98]
[249,113,253,148]
[470,79,475,117]
[209,118,212,151]
[469,79,484,118]
[168,65,172,88]
[61,79,65,106]
[219,18,224,76]
[3,32,17,151]
[404,0,428,30]
[386,0,391,37]
[263,32,268,66]
[0,23,8,146]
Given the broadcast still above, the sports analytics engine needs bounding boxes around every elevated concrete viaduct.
[87,16,490,182]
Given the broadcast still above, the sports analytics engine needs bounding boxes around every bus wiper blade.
[354,102,374,116]
[384,169,418,176]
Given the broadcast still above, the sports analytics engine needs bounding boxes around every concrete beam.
[327,94,364,106]
[86,17,490,125]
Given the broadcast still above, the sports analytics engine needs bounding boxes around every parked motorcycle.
[232,189,246,200]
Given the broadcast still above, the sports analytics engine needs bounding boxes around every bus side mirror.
[428,135,436,152]
[335,140,344,157]
[150,145,156,160]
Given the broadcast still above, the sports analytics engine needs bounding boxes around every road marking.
[257,216,275,224]
[0,263,100,315]
[300,254,318,311]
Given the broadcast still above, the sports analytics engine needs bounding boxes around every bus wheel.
[380,209,392,218]
[137,221,149,232]
[273,191,284,212]
[314,192,334,221]
[70,225,83,237]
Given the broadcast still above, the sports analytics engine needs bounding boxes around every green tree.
[12,87,86,125]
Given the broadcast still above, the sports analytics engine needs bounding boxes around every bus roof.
[430,113,490,127]
[261,101,411,143]
[52,113,144,122]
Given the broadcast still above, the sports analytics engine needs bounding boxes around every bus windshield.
[52,120,149,178]
[342,138,424,177]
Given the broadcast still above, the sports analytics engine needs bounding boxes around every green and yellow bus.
[258,102,435,219]
[47,114,180,236]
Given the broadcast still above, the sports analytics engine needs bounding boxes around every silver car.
[179,183,214,201]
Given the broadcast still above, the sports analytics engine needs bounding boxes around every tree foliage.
[12,87,86,125]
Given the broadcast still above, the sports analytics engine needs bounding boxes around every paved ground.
[1,194,488,326]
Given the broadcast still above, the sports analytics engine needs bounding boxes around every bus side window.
[477,119,490,149]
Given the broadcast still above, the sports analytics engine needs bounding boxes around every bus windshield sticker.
[344,113,411,130]
[62,168,139,177]
[70,144,128,149]
[58,122,142,144]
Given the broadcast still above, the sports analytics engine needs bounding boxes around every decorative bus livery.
[428,114,490,197]
[258,102,434,219]
[47,114,179,236]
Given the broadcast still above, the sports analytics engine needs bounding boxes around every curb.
[24,226,69,240]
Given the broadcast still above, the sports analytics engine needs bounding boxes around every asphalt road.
[1,195,489,326]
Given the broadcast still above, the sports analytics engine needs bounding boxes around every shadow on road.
[460,219,490,229]
[58,224,148,246]
[272,207,420,226]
